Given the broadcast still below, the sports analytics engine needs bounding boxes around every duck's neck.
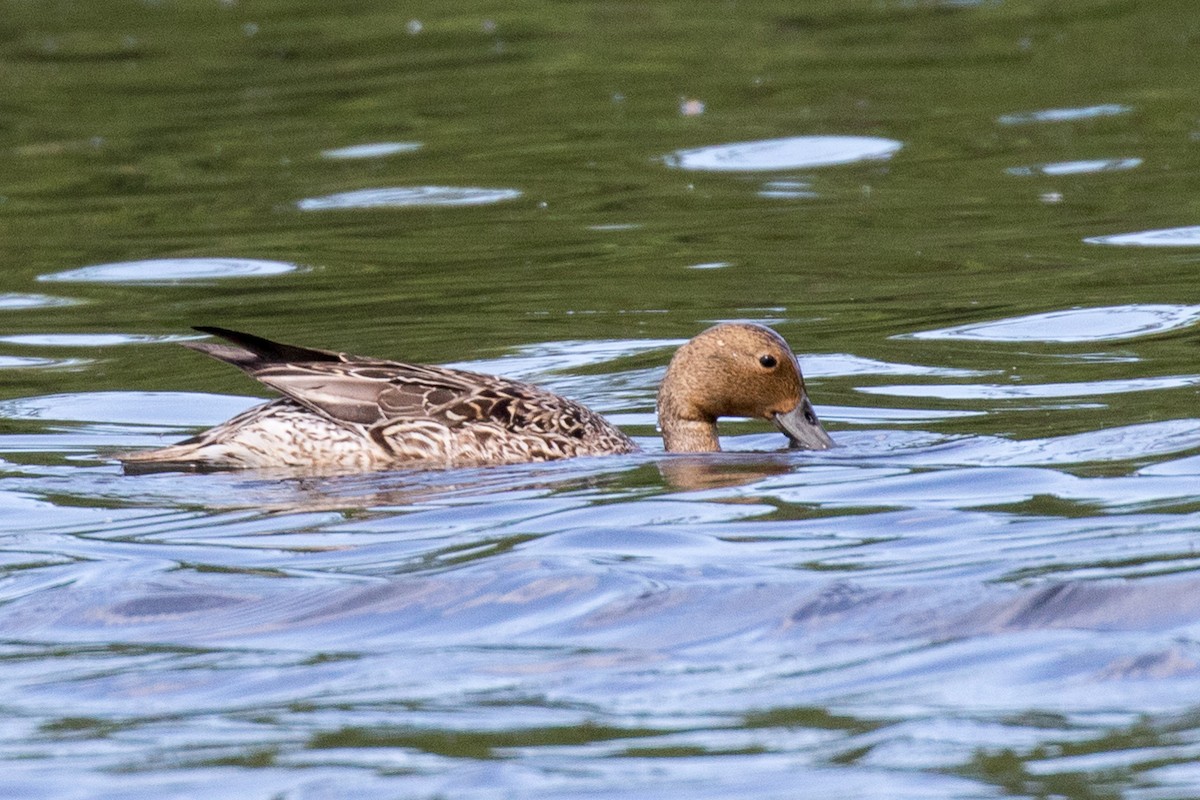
[660,415,720,452]
[657,381,721,453]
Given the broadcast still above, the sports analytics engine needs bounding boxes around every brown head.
[655,323,833,453]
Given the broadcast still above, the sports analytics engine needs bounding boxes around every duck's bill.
[773,397,835,450]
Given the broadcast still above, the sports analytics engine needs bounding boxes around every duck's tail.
[185,327,349,373]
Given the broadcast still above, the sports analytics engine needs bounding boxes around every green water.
[4,1,1200,797]
[6,1,1200,423]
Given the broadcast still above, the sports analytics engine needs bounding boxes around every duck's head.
[656,323,833,453]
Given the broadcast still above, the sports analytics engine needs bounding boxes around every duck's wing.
[185,327,579,430]
[253,360,558,429]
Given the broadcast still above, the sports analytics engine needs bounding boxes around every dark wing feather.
[189,326,350,364]
[252,361,559,429]
[184,328,573,431]
[249,362,468,426]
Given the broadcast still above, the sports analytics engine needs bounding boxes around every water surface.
[3,1,1200,798]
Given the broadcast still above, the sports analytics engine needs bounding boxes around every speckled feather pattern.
[120,322,832,471]
[120,329,638,470]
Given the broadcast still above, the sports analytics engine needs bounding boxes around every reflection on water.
[0,333,198,347]
[1085,225,1200,246]
[860,375,1200,400]
[39,258,304,285]
[320,142,423,159]
[656,453,795,490]
[996,103,1133,124]
[4,0,1200,797]
[803,353,992,377]
[296,186,523,210]
[0,391,256,426]
[758,179,818,199]
[0,293,81,310]
[906,304,1200,342]
[1006,157,1143,176]
[0,355,90,370]
[664,135,903,171]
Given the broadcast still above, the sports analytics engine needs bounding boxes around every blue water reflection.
[664,136,902,172]
[39,258,303,285]
[1006,157,1142,176]
[905,304,1200,342]
[860,375,1200,400]
[997,103,1132,124]
[0,333,198,347]
[1085,226,1200,246]
[0,355,90,370]
[297,187,523,210]
[321,142,422,159]
[0,293,80,310]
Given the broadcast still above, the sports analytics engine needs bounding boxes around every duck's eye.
[758,354,778,369]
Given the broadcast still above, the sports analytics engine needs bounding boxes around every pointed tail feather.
[192,327,346,365]
[180,341,262,367]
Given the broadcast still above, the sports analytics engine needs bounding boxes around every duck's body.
[119,323,831,472]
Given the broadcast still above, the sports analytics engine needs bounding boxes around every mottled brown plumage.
[119,323,831,472]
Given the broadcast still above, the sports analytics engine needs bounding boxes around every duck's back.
[119,328,638,471]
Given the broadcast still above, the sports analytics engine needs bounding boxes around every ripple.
[1140,454,1200,476]
[0,293,81,311]
[0,391,257,426]
[296,186,523,210]
[0,333,196,347]
[38,258,302,285]
[997,104,1132,125]
[587,223,642,231]
[1084,226,1200,246]
[320,142,422,159]
[905,305,1200,343]
[758,180,817,199]
[664,135,902,172]
[0,356,89,370]
[1006,157,1142,176]
[859,374,1200,401]
[821,405,986,424]
[803,353,992,378]
[985,420,1200,468]
[831,421,1200,472]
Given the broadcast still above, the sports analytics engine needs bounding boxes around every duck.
[118,323,833,471]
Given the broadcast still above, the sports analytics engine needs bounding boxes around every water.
[3,0,1200,797]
